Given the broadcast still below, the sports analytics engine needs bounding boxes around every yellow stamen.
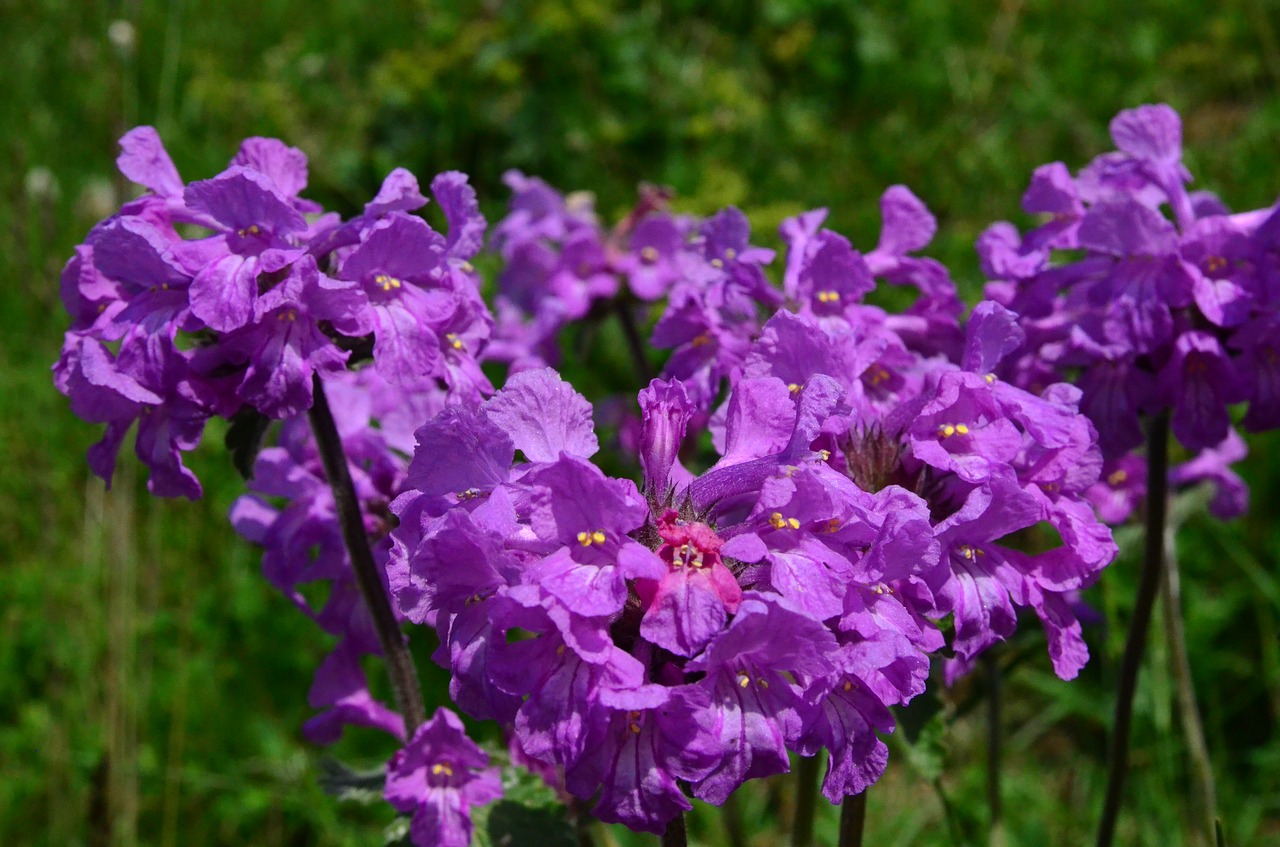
[816,290,840,303]
[938,424,956,438]
[724,248,738,260]
[640,245,659,263]
[738,672,751,688]
[788,382,802,394]
[983,373,997,385]
[955,423,970,435]
[446,332,465,351]
[1107,469,1128,487]
[710,258,724,269]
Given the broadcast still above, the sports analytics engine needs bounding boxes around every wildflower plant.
[52,105,1272,845]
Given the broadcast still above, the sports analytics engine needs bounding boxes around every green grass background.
[2,1,1278,844]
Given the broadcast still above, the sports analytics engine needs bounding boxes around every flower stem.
[1160,523,1217,845]
[308,374,426,736]
[615,299,655,384]
[1096,411,1170,847]
[792,755,820,847]
[662,812,687,847]
[839,792,867,847]
[722,791,748,847]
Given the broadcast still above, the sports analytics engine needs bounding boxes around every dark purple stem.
[308,374,426,735]
[792,755,820,847]
[662,812,687,847]
[839,792,867,847]
[1096,410,1170,847]
[615,299,655,384]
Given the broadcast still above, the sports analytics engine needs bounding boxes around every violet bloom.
[303,641,405,744]
[217,256,369,418]
[335,212,452,385]
[685,594,838,805]
[622,215,687,300]
[182,166,310,332]
[1169,429,1250,519]
[385,709,502,847]
[564,684,721,834]
[53,332,222,499]
[1159,331,1248,452]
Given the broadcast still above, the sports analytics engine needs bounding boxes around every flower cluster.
[54,128,492,498]
[55,122,1139,843]
[979,104,1280,518]
[387,188,1114,830]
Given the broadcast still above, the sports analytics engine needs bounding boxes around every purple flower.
[183,166,309,331]
[217,256,368,418]
[685,594,838,804]
[796,643,896,803]
[336,212,452,386]
[1159,331,1248,452]
[637,378,696,497]
[565,685,721,834]
[518,456,663,616]
[385,709,503,847]
[303,641,405,744]
[1169,429,1249,519]
[53,332,218,499]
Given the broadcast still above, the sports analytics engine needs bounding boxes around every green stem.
[1096,411,1170,847]
[792,755,821,847]
[308,375,426,735]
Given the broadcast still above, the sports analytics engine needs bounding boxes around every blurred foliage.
[2,0,1279,844]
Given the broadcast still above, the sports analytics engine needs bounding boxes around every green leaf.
[317,757,386,806]
[384,816,411,846]
[481,801,577,847]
